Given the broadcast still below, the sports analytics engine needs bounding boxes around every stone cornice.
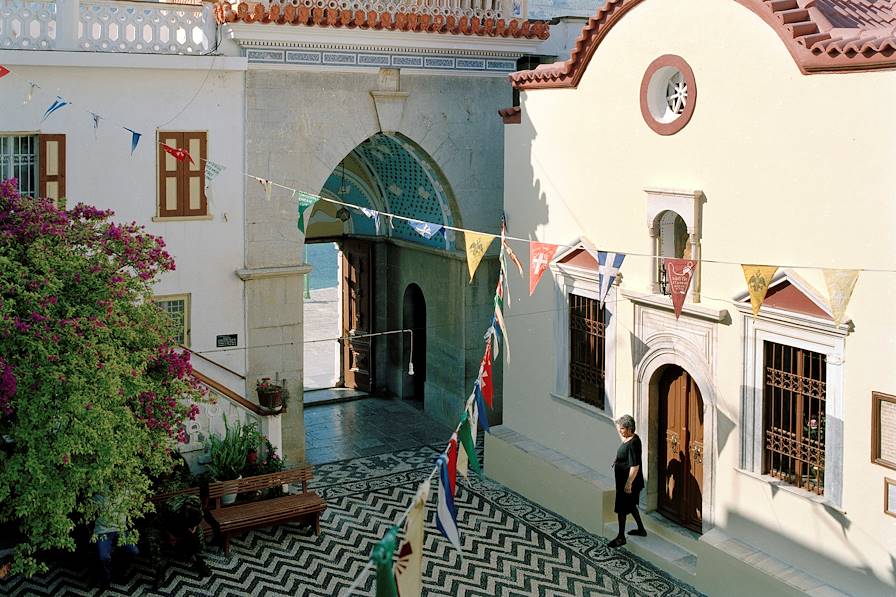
[236,264,312,280]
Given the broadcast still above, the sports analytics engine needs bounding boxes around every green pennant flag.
[296,190,319,233]
[458,412,480,475]
[371,526,400,597]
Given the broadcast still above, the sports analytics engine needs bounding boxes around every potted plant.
[206,416,250,504]
[256,377,284,412]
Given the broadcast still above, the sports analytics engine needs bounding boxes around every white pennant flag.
[257,177,273,202]
[395,480,430,597]
[823,269,859,327]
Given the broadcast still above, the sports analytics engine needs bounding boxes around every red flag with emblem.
[478,341,493,408]
[0,66,10,79]
[160,143,194,164]
[529,242,560,295]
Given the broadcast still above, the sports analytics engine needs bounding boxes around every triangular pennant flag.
[446,434,458,496]
[458,412,480,475]
[204,161,225,188]
[435,454,463,554]
[0,65,9,79]
[395,481,429,597]
[823,269,859,327]
[664,258,697,320]
[295,190,319,233]
[360,207,382,231]
[477,342,493,408]
[529,242,560,295]
[464,231,496,281]
[494,279,511,363]
[741,265,779,317]
[161,143,194,164]
[500,218,524,277]
[597,251,626,306]
[42,96,70,122]
[370,526,400,597]
[408,219,443,240]
[124,128,142,156]
[24,81,40,105]
[474,384,490,433]
[468,396,479,442]
[256,177,273,202]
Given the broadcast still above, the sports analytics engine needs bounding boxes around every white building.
[490,0,896,595]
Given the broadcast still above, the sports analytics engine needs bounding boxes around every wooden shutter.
[182,131,207,216]
[38,134,65,207]
[158,131,183,217]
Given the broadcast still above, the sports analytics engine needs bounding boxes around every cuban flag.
[436,453,463,554]
[408,219,443,240]
[597,251,625,306]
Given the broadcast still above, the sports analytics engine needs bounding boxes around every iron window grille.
[763,341,826,494]
[569,294,606,410]
[154,297,189,346]
[0,135,38,197]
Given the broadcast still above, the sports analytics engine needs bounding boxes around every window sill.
[152,215,213,222]
[734,468,844,513]
[621,288,730,323]
[550,392,614,423]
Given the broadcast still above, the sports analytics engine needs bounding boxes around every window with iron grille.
[763,341,826,494]
[569,294,606,410]
[153,295,190,346]
[0,135,38,197]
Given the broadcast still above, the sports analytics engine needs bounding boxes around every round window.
[640,55,697,135]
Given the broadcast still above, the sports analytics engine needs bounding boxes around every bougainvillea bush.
[0,179,206,576]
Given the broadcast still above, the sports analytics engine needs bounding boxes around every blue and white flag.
[473,385,490,433]
[42,96,70,122]
[597,251,625,306]
[408,219,442,240]
[436,454,463,555]
[124,128,141,155]
[359,207,382,231]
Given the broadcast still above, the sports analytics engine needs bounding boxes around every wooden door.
[658,366,704,533]
[341,239,373,391]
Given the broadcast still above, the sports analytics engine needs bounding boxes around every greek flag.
[408,219,442,239]
[436,454,462,554]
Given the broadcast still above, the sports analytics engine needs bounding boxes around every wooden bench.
[205,466,326,553]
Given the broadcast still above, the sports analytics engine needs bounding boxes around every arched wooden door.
[658,366,704,533]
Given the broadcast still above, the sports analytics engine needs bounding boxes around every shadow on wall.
[724,495,896,595]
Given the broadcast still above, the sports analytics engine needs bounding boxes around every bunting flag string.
[493,274,511,363]
[445,434,459,496]
[89,112,102,139]
[823,269,859,326]
[408,219,442,240]
[161,143,194,164]
[24,81,39,105]
[42,96,70,122]
[203,161,225,189]
[124,127,142,156]
[435,453,463,555]
[464,231,496,281]
[741,264,778,317]
[256,177,273,202]
[295,190,319,233]
[371,526,400,597]
[473,385,490,433]
[500,217,524,278]
[458,412,480,475]
[0,65,9,79]
[477,342,494,408]
[597,251,625,307]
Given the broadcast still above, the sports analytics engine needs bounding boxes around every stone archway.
[635,334,719,532]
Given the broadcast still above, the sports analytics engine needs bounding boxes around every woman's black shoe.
[628,529,647,537]
[608,537,626,548]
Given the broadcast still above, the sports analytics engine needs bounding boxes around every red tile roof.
[510,0,896,90]
[214,2,550,40]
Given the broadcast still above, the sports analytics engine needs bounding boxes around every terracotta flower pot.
[257,386,283,411]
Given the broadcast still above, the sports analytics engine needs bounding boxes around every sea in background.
[306,242,339,290]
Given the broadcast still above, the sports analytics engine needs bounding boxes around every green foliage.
[0,180,207,576]
[206,416,253,481]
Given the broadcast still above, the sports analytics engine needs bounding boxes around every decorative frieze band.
[245,47,517,73]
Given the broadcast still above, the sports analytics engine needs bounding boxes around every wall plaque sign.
[885,478,896,519]
[872,392,896,470]
[216,334,238,348]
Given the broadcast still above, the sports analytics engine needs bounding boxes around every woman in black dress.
[609,414,646,547]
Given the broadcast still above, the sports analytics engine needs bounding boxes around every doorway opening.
[303,241,341,393]
[657,365,704,534]
[402,283,426,407]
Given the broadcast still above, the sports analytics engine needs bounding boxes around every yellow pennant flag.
[465,231,496,281]
[741,265,778,317]
[395,480,430,597]
[823,269,859,326]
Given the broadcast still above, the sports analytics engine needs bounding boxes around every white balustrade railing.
[0,0,56,50]
[0,0,215,53]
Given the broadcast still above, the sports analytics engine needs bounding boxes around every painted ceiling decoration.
[214,1,550,39]
[510,0,896,90]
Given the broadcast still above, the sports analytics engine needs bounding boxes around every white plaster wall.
[503,0,896,593]
[0,55,248,375]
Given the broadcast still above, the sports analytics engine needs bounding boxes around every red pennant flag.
[478,342,494,408]
[529,242,560,295]
[446,435,458,496]
[160,143,194,164]
[0,66,10,79]
[664,258,697,320]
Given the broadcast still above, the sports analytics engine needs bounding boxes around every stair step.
[605,522,697,576]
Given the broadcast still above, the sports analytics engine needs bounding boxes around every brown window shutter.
[182,131,207,216]
[158,131,184,217]
[38,134,66,208]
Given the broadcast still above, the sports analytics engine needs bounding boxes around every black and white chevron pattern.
[0,444,701,597]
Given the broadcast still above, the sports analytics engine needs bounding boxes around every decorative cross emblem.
[531,251,549,273]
